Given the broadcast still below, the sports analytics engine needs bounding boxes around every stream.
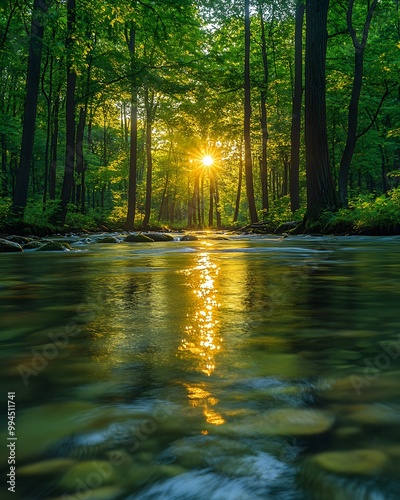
[1,233,400,499]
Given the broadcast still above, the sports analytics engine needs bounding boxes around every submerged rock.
[6,235,32,244]
[0,238,23,252]
[124,233,154,243]
[23,240,45,250]
[38,241,72,251]
[96,236,121,244]
[58,460,122,490]
[347,404,400,426]
[180,234,198,241]
[263,408,335,436]
[49,485,124,500]
[312,449,388,475]
[18,458,77,476]
[143,232,174,241]
[217,408,334,437]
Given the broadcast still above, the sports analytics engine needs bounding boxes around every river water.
[1,234,400,499]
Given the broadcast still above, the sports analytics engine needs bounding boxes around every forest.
[0,0,399,234]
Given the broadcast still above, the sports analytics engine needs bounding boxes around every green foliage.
[0,198,12,226]
[259,196,306,229]
[322,189,400,234]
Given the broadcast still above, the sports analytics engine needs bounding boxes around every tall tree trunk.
[49,89,60,201]
[75,106,86,211]
[13,0,48,216]
[259,2,269,213]
[244,0,258,223]
[208,174,214,227]
[143,89,156,228]
[304,0,337,225]
[338,0,378,207]
[42,47,53,208]
[60,0,77,224]
[1,133,7,196]
[124,25,138,230]
[233,145,243,223]
[290,1,305,212]
[214,178,221,229]
[158,172,169,221]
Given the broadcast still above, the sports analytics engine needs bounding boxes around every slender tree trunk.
[208,173,214,227]
[124,25,138,230]
[13,0,48,216]
[379,144,390,194]
[158,173,169,221]
[49,92,60,200]
[290,1,305,212]
[143,89,156,228]
[60,0,77,224]
[244,0,258,223]
[304,0,337,225]
[233,145,243,223]
[214,178,221,229]
[42,48,53,208]
[75,106,86,210]
[259,3,269,213]
[1,133,7,196]
[338,0,378,207]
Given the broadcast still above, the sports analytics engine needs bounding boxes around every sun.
[202,155,214,167]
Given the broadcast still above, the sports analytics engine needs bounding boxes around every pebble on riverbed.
[18,458,77,476]
[311,449,388,475]
[213,408,335,437]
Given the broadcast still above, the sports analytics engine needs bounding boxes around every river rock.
[23,240,46,250]
[18,458,77,476]
[48,486,124,500]
[217,408,334,437]
[143,232,174,241]
[38,241,72,251]
[6,235,32,244]
[58,460,122,490]
[124,233,154,242]
[96,236,120,243]
[180,234,198,241]
[312,449,388,475]
[347,404,400,426]
[263,408,335,436]
[0,238,23,252]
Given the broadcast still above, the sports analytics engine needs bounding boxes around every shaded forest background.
[0,0,399,232]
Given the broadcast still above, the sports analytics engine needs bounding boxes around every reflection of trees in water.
[179,252,222,377]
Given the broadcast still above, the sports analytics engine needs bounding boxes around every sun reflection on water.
[179,251,222,377]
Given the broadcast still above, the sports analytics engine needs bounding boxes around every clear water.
[1,234,400,499]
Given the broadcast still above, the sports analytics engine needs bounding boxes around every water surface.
[1,234,400,499]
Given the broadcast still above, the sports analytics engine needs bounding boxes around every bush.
[322,189,400,234]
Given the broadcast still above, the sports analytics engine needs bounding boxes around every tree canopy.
[0,0,399,231]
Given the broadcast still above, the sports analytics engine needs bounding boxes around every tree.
[59,0,77,224]
[13,0,49,216]
[304,0,337,225]
[258,0,271,214]
[290,1,305,212]
[338,0,379,207]
[244,0,258,223]
[124,22,138,230]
